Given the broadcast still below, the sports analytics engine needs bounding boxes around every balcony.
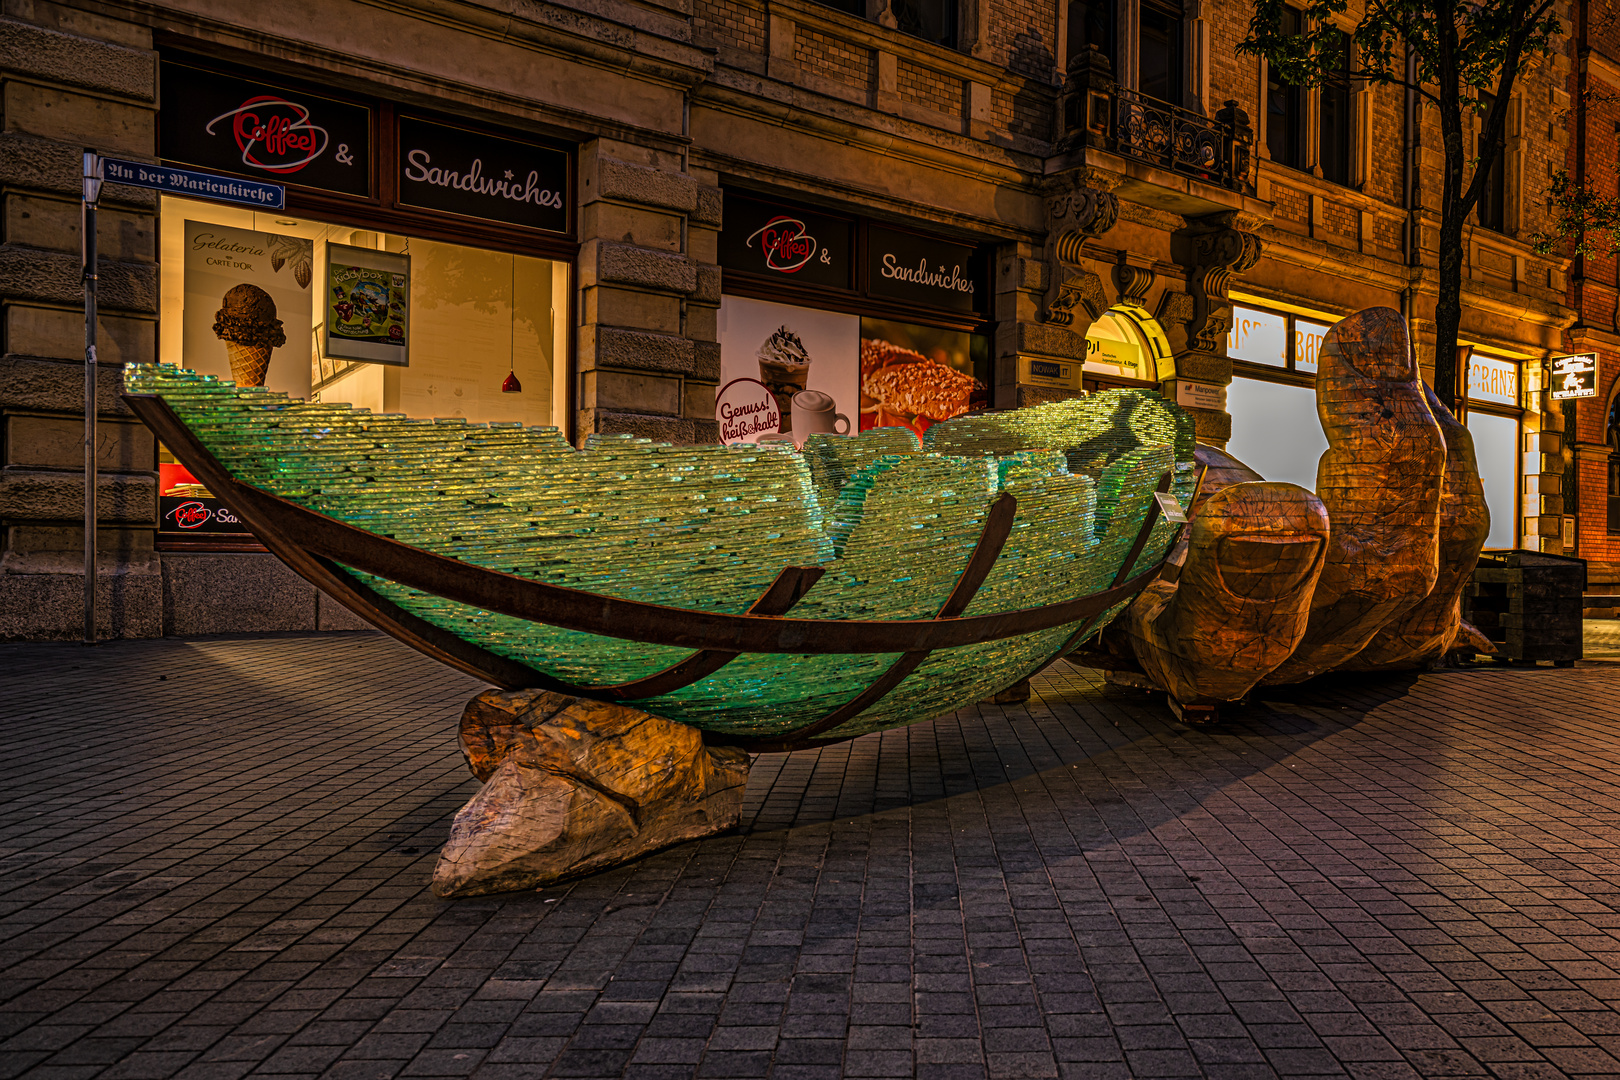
[1058,48,1253,197]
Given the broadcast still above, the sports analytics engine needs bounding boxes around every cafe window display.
[152,56,577,548]
[716,193,992,443]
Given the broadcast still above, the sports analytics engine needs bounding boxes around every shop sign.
[1294,318,1332,374]
[1228,306,1287,367]
[325,243,411,365]
[1467,353,1520,407]
[1549,353,1598,400]
[1176,381,1227,411]
[719,197,853,290]
[866,226,980,313]
[160,60,372,198]
[1019,357,1081,390]
[716,378,782,443]
[1084,334,1143,376]
[398,117,569,234]
[159,464,252,536]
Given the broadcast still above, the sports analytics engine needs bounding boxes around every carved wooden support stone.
[431,690,749,898]
[1341,384,1492,670]
[1262,308,1446,684]
[1117,448,1329,705]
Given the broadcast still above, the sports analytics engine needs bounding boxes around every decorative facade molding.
[1186,216,1262,353]
[1042,179,1119,327]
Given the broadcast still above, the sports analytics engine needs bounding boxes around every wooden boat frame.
[130,393,1185,752]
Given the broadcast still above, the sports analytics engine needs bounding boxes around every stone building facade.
[0,0,1576,639]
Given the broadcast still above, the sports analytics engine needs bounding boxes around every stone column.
[0,10,161,640]
[576,143,723,445]
[1172,211,1264,446]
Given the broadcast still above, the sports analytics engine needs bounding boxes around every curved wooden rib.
[590,566,825,701]
[130,393,1180,655]
[747,493,1019,749]
[1049,469,1175,660]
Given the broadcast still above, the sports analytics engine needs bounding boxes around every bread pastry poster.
[182,220,313,398]
[716,297,858,439]
[859,318,989,437]
[325,243,411,365]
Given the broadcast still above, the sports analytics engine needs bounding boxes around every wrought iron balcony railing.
[1109,88,1245,191]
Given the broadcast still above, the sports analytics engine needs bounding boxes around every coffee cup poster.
[716,297,858,442]
[325,243,412,365]
[182,220,314,398]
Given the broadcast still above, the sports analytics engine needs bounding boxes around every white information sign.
[1467,353,1520,407]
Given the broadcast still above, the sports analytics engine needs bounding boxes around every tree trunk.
[1433,204,1466,411]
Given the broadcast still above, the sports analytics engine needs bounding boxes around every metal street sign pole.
[82,151,103,645]
[79,157,282,644]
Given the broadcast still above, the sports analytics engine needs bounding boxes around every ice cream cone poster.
[182,221,313,398]
[716,297,858,439]
[859,319,989,438]
[325,243,411,365]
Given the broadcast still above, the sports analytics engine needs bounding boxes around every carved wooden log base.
[431,690,749,899]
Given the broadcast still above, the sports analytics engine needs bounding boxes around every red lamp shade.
[501,370,522,394]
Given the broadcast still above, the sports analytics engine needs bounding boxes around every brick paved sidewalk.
[5,634,1620,1080]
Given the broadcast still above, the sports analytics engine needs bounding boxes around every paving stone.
[8,633,1620,1077]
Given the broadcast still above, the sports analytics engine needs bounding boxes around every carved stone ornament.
[1187,222,1262,353]
[1042,181,1120,326]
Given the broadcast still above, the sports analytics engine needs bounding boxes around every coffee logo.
[165,500,243,530]
[716,378,783,443]
[206,95,352,175]
[747,216,833,273]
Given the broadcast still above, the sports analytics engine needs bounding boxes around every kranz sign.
[1549,353,1598,400]
[866,225,981,314]
[160,60,372,197]
[718,197,853,291]
[398,117,569,234]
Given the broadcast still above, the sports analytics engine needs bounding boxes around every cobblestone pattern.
[6,632,1620,1078]
[896,59,961,118]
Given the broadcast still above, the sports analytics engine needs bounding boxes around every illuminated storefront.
[1464,351,1523,550]
[153,57,574,550]
[1223,301,1333,491]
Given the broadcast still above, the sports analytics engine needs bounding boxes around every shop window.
[1318,28,1353,186]
[1227,303,1331,375]
[1139,0,1184,105]
[892,0,958,48]
[156,195,570,545]
[1477,90,1506,232]
[1467,409,1520,548]
[1265,7,1306,169]
[1065,0,1116,69]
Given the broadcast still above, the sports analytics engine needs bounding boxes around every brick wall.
[1272,184,1307,222]
[693,0,765,55]
[794,26,872,92]
[897,58,961,116]
[990,0,1056,78]
[991,84,1054,140]
[1320,198,1357,238]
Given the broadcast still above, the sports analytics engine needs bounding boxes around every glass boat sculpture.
[125,365,1198,751]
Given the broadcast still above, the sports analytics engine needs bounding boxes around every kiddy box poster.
[325,242,411,365]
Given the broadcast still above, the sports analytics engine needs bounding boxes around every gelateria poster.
[325,242,411,365]
[181,220,313,398]
[716,297,858,440]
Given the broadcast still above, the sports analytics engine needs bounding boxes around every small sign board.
[1549,353,1598,400]
[716,377,782,443]
[1019,356,1082,390]
[1154,491,1188,524]
[1175,380,1227,411]
[100,157,285,210]
[325,243,411,365]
